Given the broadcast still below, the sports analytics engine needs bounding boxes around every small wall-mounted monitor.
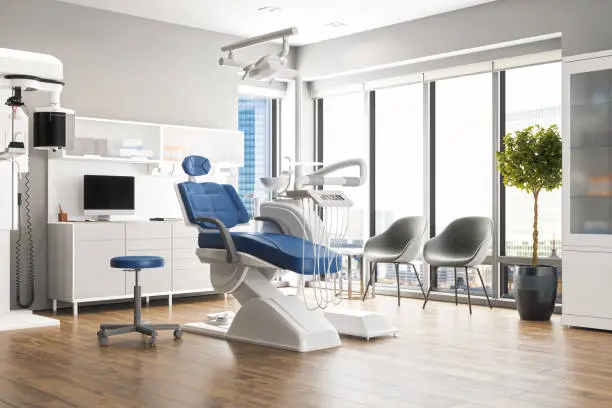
[84,175,135,217]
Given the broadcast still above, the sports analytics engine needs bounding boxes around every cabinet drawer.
[563,250,612,320]
[172,248,198,260]
[173,237,199,250]
[74,240,126,299]
[126,223,171,240]
[173,266,212,292]
[173,257,202,270]
[126,238,171,251]
[126,249,172,294]
[172,223,199,238]
[74,223,125,241]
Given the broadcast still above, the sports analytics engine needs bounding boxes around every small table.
[336,247,371,300]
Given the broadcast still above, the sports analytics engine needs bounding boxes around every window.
[322,92,368,243]
[238,96,274,217]
[374,84,425,290]
[434,73,494,293]
[502,63,562,301]
[504,63,562,258]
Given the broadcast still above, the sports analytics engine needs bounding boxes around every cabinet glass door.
[570,68,612,235]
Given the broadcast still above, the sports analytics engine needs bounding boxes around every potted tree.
[496,124,562,321]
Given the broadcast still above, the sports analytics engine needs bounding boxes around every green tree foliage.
[496,125,562,266]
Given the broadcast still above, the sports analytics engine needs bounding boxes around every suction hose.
[15,173,35,309]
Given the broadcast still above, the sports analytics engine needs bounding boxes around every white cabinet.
[172,224,212,292]
[562,250,612,330]
[48,221,213,315]
[74,240,126,299]
[562,50,612,331]
[125,223,173,295]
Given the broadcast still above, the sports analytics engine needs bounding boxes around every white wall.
[297,0,612,80]
[0,0,290,310]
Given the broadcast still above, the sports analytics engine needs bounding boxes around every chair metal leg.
[395,263,401,307]
[146,323,181,331]
[104,325,137,336]
[422,286,432,310]
[476,267,493,309]
[100,324,132,330]
[465,267,472,314]
[136,326,157,337]
[410,263,426,298]
[454,267,458,305]
[362,262,377,301]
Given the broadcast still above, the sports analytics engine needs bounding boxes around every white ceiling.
[54,0,497,45]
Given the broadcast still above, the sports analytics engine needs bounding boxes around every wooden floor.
[0,295,611,408]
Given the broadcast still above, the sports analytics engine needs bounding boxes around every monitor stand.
[96,215,111,222]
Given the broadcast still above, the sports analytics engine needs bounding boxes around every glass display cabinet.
[563,51,612,331]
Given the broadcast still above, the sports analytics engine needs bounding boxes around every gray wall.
[0,0,288,310]
[298,0,612,80]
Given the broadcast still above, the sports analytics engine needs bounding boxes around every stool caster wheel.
[97,330,109,347]
[148,336,157,347]
[173,328,183,339]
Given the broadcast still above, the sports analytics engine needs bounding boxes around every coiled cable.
[15,172,35,309]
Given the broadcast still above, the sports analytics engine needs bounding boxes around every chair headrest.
[182,155,211,176]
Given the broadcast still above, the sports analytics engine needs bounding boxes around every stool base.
[98,323,182,346]
[97,267,182,347]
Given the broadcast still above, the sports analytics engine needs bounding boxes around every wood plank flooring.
[0,294,611,408]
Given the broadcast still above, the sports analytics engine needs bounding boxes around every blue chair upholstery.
[111,256,165,269]
[199,232,341,275]
[182,155,211,176]
[178,182,249,230]
[178,155,340,276]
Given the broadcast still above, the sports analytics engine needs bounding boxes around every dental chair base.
[324,309,398,341]
[183,249,341,352]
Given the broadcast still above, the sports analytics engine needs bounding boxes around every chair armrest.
[195,217,239,263]
[254,216,287,235]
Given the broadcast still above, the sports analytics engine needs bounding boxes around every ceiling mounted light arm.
[219,27,298,82]
[221,27,297,53]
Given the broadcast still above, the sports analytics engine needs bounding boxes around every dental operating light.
[219,27,299,82]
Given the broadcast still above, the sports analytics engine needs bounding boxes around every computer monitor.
[84,175,135,218]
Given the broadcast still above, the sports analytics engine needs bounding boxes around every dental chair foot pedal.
[324,309,398,341]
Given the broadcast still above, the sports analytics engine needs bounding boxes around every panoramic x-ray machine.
[0,48,74,330]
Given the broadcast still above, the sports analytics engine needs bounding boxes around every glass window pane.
[238,96,272,217]
[323,92,368,243]
[435,73,493,232]
[435,73,493,292]
[374,84,424,289]
[505,63,562,257]
[375,84,424,230]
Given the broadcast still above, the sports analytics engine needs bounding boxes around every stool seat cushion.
[110,256,165,269]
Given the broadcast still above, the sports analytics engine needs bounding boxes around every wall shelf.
[50,155,162,165]
[49,116,244,167]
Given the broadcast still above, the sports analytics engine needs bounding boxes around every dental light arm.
[295,159,368,190]
[219,27,298,82]
[221,27,297,53]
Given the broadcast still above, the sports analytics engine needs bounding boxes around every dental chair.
[176,156,342,352]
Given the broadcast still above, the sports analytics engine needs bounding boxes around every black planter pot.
[513,265,557,321]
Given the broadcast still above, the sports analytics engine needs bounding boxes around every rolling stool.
[97,256,183,347]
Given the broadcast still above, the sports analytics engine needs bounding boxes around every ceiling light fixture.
[258,6,282,13]
[326,21,347,28]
